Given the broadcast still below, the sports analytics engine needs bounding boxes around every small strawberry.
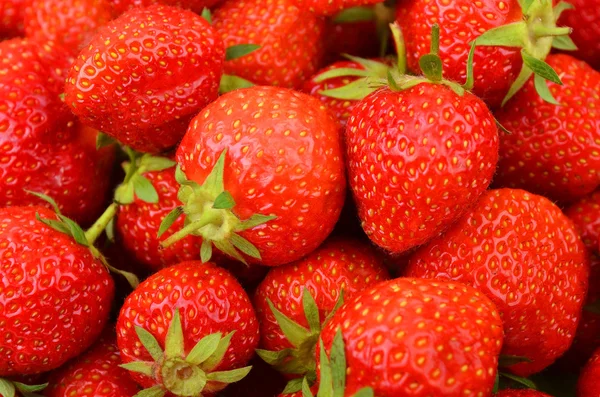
[65,4,225,153]
[396,0,573,108]
[578,348,600,397]
[0,0,26,38]
[495,391,552,397]
[212,0,325,89]
[494,54,600,203]
[254,237,389,385]
[116,261,259,395]
[319,278,504,396]
[107,0,223,17]
[44,330,140,397]
[404,188,590,376]
[24,0,113,53]
[558,0,600,70]
[159,86,346,267]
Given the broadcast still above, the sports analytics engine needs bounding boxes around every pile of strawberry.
[1,0,600,396]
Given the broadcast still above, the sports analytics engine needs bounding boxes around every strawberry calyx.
[0,379,47,397]
[158,149,276,265]
[121,309,251,397]
[474,0,575,105]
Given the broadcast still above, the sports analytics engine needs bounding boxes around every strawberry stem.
[532,25,571,38]
[84,202,119,245]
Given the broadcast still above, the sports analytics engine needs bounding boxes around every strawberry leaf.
[226,44,260,61]
[390,22,406,75]
[500,372,537,390]
[58,215,89,247]
[132,175,159,204]
[520,0,534,13]
[317,339,334,397]
[134,386,166,397]
[186,333,222,365]
[238,214,277,231]
[283,378,305,394]
[352,388,374,397]
[219,75,254,94]
[164,308,184,358]
[267,298,311,347]
[96,132,116,149]
[534,74,560,105]
[213,191,236,210]
[463,41,476,91]
[313,68,372,83]
[230,233,261,259]
[552,36,577,51]
[553,1,575,20]
[319,78,377,100]
[332,6,375,23]
[203,150,227,193]
[206,366,252,383]
[330,329,346,397]
[0,379,15,397]
[35,213,70,235]
[302,288,321,334]
[157,206,184,238]
[200,239,213,263]
[302,378,314,397]
[493,373,500,393]
[324,290,345,325]
[255,348,294,366]
[115,181,135,205]
[214,239,247,264]
[13,382,47,393]
[474,22,527,47]
[135,326,164,362]
[202,331,235,372]
[120,361,154,376]
[26,190,61,214]
[201,8,212,23]
[419,54,443,80]
[140,155,176,172]
[522,51,562,84]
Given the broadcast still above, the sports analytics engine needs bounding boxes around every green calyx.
[122,308,251,397]
[492,355,537,393]
[158,149,276,265]
[474,0,575,105]
[0,379,47,397]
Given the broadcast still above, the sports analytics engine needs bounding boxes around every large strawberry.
[404,188,590,376]
[116,261,259,395]
[345,25,499,255]
[396,0,573,108]
[24,0,112,53]
[212,0,325,89]
[319,278,504,396]
[0,0,26,38]
[578,348,600,397]
[159,86,345,267]
[494,54,600,203]
[65,4,225,153]
[558,0,600,70]
[254,237,389,384]
[44,330,139,397]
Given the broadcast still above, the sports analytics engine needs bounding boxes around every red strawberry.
[65,4,225,153]
[495,391,553,397]
[24,0,113,53]
[404,188,590,376]
[116,261,259,395]
[319,278,504,396]
[578,348,600,397]
[558,0,600,70]
[107,0,223,17]
[0,206,114,376]
[161,86,346,267]
[254,237,389,380]
[292,0,381,17]
[0,0,26,38]
[44,330,140,397]
[395,0,572,108]
[212,0,325,89]
[494,54,600,203]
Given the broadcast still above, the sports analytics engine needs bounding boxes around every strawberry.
[319,278,504,396]
[495,391,552,397]
[254,237,389,384]
[24,0,113,53]
[107,0,223,17]
[558,0,600,70]
[160,86,346,267]
[292,0,381,17]
[345,25,499,255]
[0,0,26,38]
[404,188,590,377]
[212,0,325,89]
[65,4,225,153]
[44,330,140,397]
[116,261,259,395]
[395,0,573,108]
[578,348,600,397]
[494,54,600,203]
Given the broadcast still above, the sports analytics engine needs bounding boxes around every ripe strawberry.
[0,206,114,376]
[161,86,346,267]
[116,261,259,395]
[254,237,389,381]
[404,188,590,376]
[495,391,552,397]
[578,348,600,397]
[65,4,225,153]
[395,0,572,108]
[24,0,112,53]
[494,54,600,203]
[44,331,140,397]
[212,0,325,89]
[107,0,223,17]
[292,0,381,17]
[319,278,504,396]
[0,0,26,38]
[558,0,600,70]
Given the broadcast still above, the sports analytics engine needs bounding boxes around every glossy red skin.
[45,331,140,397]
[578,348,600,397]
[117,261,259,389]
[0,206,114,376]
[324,18,379,64]
[395,0,523,108]
[346,84,499,255]
[320,278,504,396]
[65,5,225,153]
[405,189,590,376]
[254,237,389,353]
[495,390,553,397]
[291,0,381,16]
[559,0,600,70]
[212,0,326,89]
[0,0,26,38]
[494,54,600,203]
[177,86,346,267]
[24,0,112,53]
[107,0,222,16]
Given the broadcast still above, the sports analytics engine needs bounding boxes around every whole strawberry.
[117,261,259,395]
[254,237,389,381]
[396,0,572,108]
[405,189,589,376]
[0,0,26,38]
[320,278,504,396]
[578,348,600,397]
[495,391,552,397]
[44,331,139,397]
[494,54,600,203]
[559,0,600,70]
[108,0,223,16]
[212,0,325,89]
[0,206,114,377]
[65,4,225,153]
[161,86,346,267]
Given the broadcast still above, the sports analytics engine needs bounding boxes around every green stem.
[532,25,571,38]
[431,24,440,55]
[84,202,118,245]
[161,218,212,249]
